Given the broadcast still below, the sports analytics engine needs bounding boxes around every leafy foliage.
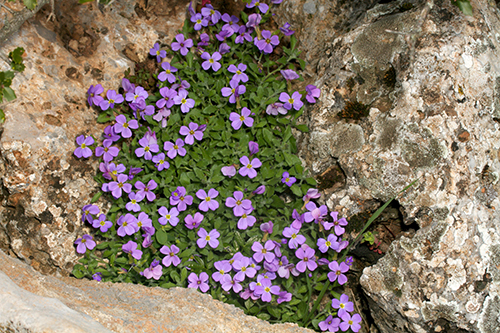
[0,47,25,123]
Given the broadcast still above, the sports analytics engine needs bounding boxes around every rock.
[0,249,312,333]
[276,0,500,331]
[0,0,189,276]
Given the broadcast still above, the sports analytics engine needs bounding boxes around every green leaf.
[262,128,274,145]
[291,184,302,197]
[96,113,112,123]
[294,124,309,133]
[452,0,473,16]
[0,109,4,124]
[156,230,168,245]
[2,87,16,102]
[90,191,102,203]
[23,0,37,10]
[179,172,190,186]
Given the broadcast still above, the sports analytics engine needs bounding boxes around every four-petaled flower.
[185,212,204,229]
[158,206,179,226]
[201,51,222,71]
[92,214,113,232]
[295,245,317,272]
[229,107,253,130]
[173,90,195,113]
[158,62,178,83]
[246,0,269,14]
[160,245,181,267]
[170,186,193,211]
[196,188,220,212]
[149,42,166,62]
[187,272,210,292]
[221,274,243,293]
[254,30,279,54]
[254,279,280,302]
[95,139,119,162]
[99,89,124,111]
[87,84,104,106]
[279,91,303,111]
[222,79,246,104]
[179,122,204,144]
[252,240,276,263]
[228,63,248,82]
[113,115,139,139]
[281,171,296,187]
[164,138,187,159]
[306,84,321,103]
[283,226,306,249]
[339,313,362,333]
[328,260,350,285]
[239,156,261,178]
[75,234,96,254]
[332,293,355,318]
[74,135,94,158]
[122,240,143,260]
[171,34,193,56]
[197,227,220,248]
[226,191,253,217]
[317,234,340,253]
[318,315,340,332]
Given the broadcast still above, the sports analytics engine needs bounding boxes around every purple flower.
[171,34,193,56]
[116,213,138,237]
[281,69,299,81]
[253,185,266,195]
[291,209,304,229]
[125,192,143,212]
[221,274,243,293]
[179,122,204,144]
[239,156,261,179]
[135,136,159,160]
[247,141,259,156]
[303,188,321,202]
[235,25,253,44]
[339,313,362,332]
[122,240,142,260]
[330,211,348,236]
[266,102,287,115]
[317,234,340,253]
[227,63,249,83]
[229,107,253,130]
[125,86,148,103]
[121,78,135,94]
[82,204,99,223]
[225,191,252,216]
[222,79,246,104]
[283,226,306,249]
[328,260,350,285]
[160,245,181,267]
[198,32,210,47]
[237,211,256,230]
[74,135,94,158]
[279,91,303,110]
[128,167,142,181]
[153,153,170,171]
[196,188,220,211]
[306,84,321,103]
[170,186,193,211]
[279,22,295,36]
[246,13,261,29]
[136,212,152,230]
[92,214,112,232]
[158,206,179,226]
[158,62,178,83]
[332,294,355,318]
[212,261,232,282]
[143,260,163,280]
[233,257,257,280]
[254,30,279,54]
[318,315,341,332]
[191,13,208,31]
[113,115,139,139]
[281,172,296,187]
[173,90,195,113]
[149,42,166,62]
[99,89,124,111]
[135,179,157,202]
[247,0,269,13]
[164,138,187,159]
[277,256,292,279]
[100,162,125,180]
[304,202,328,223]
[201,51,222,72]
[216,27,234,42]
[75,234,96,254]
[187,272,209,292]
[222,13,239,32]
[277,291,292,304]
[260,221,273,234]
[197,228,220,248]
[87,84,104,106]
[185,212,204,229]
[156,87,177,109]
[252,240,276,263]
[218,42,231,54]
[102,125,120,145]
[295,245,317,272]
[95,140,119,162]
[254,279,280,302]
[201,4,221,24]
[108,174,133,199]
[221,165,237,177]
[345,256,354,266]
[92,272,102,282]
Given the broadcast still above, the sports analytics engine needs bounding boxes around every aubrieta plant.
[72,1,362,331]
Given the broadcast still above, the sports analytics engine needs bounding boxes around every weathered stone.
[0,0,189,276]
[0,249,312,333]
[277,0,500,331]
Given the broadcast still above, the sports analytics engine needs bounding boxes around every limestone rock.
[0,0,189,276]
[0,249,312,332]
[277,0,500,331]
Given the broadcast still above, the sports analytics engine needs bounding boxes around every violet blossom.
[254,30,279,54]
[74,135,94,158]
[185,212,204,229]
[201,51,222,71]
[281,171,296,187]
[279,91,303,110]
[158,206,179,226]
[158,62,178,83]
[328,260,349,285]
[160,245,181,267]
[266,102,287,115]
[197,228,220,249]
[196,188,220,212]
[222,79,246,104]
[122,240,142,260]
[87,84,104,106]
[187,272,209,292]
[143,259,163,280]
[171,34,193,56]
[295,245,317,272]
[135,179,157,202]
[164,138,187,159]
[99,89,124,111]
[306,84,321,103]
[221,165,237,177]
[92,214,112,232]
[152,153,170,171]
[149,42,166,62]
[113,115,139,139]
[74,234,96,254]
[246,0,269,14]
[229,107,253,129]
[95,140,119,162]
[225,191,252,216]
[179,122,204,144]
[170,186,193,211]
[238,156,261,178]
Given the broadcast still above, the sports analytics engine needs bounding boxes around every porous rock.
[277,0,500,332]
[0,0,189,276]
[0,248,312,333]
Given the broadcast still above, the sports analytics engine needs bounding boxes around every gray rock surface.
[0,249,312,332]
[276,0,500,331]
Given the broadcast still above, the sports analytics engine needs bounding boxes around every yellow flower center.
[326,241,331,246]
[123,123,129,128]
[166,214,171,219]
[189,130,195,135]
[123,221,128,227]
[181,98,187,104]
[291,234,297,239]
[205,235,211,240]
[81,143,86,148]
[288,98,294,104]
[174,145,179,149]
[239,116,245,121]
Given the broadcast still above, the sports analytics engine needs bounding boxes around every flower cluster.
[69,1,363,332]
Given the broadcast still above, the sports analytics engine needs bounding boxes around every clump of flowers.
[70,1,363,332]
